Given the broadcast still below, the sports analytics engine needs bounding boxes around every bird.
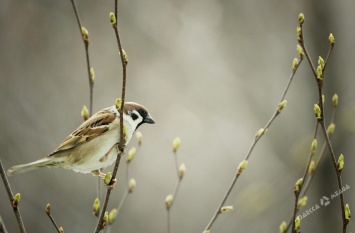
[7,102,155,178]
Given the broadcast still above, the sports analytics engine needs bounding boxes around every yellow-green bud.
[220,206,233,213]
[104,172,112,185]
[294,216,301,231]
[123,125,128,143]
[59,227,64,233]
[121,49,128,64]
[332,94,338,108]
[298,13,305,25]
[115,98,122,110]
[322,95,325,105]
[297,196,308,210]
[317,65,323,79]
[237,160,248,176]
[173,137,181,153]
[292,58,299,70]
[327,123,335,137]
[297,27,302,43]
[178,163,186,180]
[314,104,321,119]
[136,131,143,146]
[345,204,351,220]
[128,178,136,192]
[297,44,304,58]
[93,198,100,217]
[202,231,210,233]
[103,211,109,227]
[318,56,325,69]
[308,160,315,175]
[165,194,173,210]
[109,12,116,25]
[310,139,317,156]
[90,67,95,83]
[337,154,344,171]
[81,27,89,41]
[81,105,89,121]
[126,147,137,163]
[277,100,287,113]
[329,33,335,45]
[46,203,51,215]
[294,178,303,193]
[279,221,287,233]
[12,193,20,208]
[108,208,118,225]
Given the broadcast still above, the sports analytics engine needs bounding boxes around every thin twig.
[94,1,127,231]
[0,159,26,233]
[0,215,9,233]
[69,0,100,202]
[203,58,303,232]
[45,204,61,233]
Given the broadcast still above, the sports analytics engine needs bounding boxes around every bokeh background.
[1,0,355,232]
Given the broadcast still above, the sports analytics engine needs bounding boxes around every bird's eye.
[131,112,138,120]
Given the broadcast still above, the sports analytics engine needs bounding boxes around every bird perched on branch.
[7,102,155,178]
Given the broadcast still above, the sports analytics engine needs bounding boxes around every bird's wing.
[49,108,117,156]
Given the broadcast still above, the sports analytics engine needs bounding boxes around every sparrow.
[7,102,155,178]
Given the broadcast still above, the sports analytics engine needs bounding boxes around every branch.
[0,159,26,233]
[45,204,63,233]
[94,1,128,231]
[203,56,303,232]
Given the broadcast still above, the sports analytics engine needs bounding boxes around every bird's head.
[123,102,155,131]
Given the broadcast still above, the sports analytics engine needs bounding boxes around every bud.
[298,13,305,25]
[297,27,302,43]
[126,147,137,163]
[108,208,118,225]
[90,67,95,83]
[121,49,128,64]
[136,131,143,146]
[332,94,338,108]
[279,221,287,233]
[109,12,116,25]
[104,172,112,185]
[327,123,335,137]
[294,178,303,193]
[294,216,301,231]
[123,125,128,143]
[337,154,344,171]
[318,56,325,69]
[115,98,122,110]
[310,139,317,156]
[81,105,89,121]
[297,196,308,210]
[220,205,234,213]
[292,58,299,70]
[314,104,321,119]
[277,100,287,113]
[46,203,51,215]
[322,95,325,105]
[178,163,186,179]
[12,193,21,208]
[345,203,351,220]
[59,227,64,233]
[103,211,109,227]
[81,27,89,41]
[173,137,181,153]
[93,198,100,217]
[255,128,267,138]
[308,160,315,175]
[165,194,173,210]
[128,178,136,192]
[297,44,304,58]
[329,33,335,45]
[237,160,248,176]
[316,65,323,79]
[203,231,210,233]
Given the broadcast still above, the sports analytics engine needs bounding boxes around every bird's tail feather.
[7,158,54,176]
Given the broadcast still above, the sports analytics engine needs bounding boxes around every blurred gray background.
[1,0,355,232]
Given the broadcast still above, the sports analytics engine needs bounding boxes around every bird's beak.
[143,115,155,124]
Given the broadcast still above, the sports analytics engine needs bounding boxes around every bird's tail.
[7,157,57,176]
